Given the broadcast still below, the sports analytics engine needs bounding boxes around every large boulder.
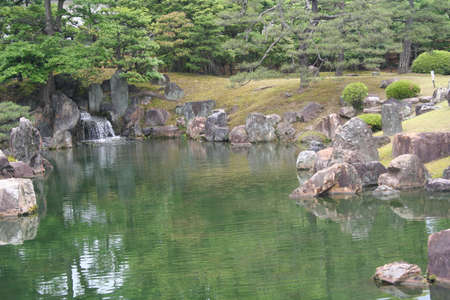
[110,71,129,117]
[245,113,277,143]
[186,117,206,140]
[290,163,362,198]
[266,114,282,127]
[229,125,249,145]
[432,87,449,103]
[332,117,379,163]
[314,147,333,172]
[0,150,14,179]
[88,83,103,113]
[276,122,296,143]
[425,178,450,192]
[296,150,317,171]
[299,102,323,122]
[352,161,387,187]
[382,103,403,136]
[373,262,424,286]
[10,118,46,174]
[48,130,72,150]
[0,178,37,216]
[144,125,181,138]
[428,229,450,284]
[164,82,184,101]
[9,162,34,178]
[180,100,216,123]
[144,109,170,126]
[392,132,450,163]
[415,103,438,116]
[378,154,429,190]
[205,109,229,142]
[314,113,345,140]
[51,92,80,133]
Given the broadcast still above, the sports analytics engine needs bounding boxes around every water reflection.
[0,215,39,246]
[430,284,450,300]
[389,192,450,221]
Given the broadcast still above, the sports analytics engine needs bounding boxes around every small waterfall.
[77,112,116,141]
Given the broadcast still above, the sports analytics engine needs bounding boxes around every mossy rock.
[297,130,330,145]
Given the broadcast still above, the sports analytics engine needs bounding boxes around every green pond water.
[1,140,450,300]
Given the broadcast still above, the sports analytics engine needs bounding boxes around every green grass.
[425,157,450,178]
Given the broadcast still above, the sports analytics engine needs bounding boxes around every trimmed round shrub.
[412,50,450,75]
[385,80,420,100]
[357,113,382,132]
[342,82,368,110]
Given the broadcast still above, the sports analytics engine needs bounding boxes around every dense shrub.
[358,113,382,132]
[0,101,31,147]
[385,80,420,100]
[342,82,368,110]
[412,50,450,75]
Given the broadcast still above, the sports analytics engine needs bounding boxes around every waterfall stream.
[77,112,116,141]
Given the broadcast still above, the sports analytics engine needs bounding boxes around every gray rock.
[0,150,14,179]
[339,106,356,119]
[88,84,103,113]
[182,100,216,122]
[245,113,277,143]
[428,229,450,284]
[110,71,129,117]
[151,74,170,86]
[364,96,382,108]
[0,215,39,246]
[283,111,299,123]
[164,82,184,101]
[419,96,433,103]
[290,163,362,198]
[374,262,424,286]
[415,103,438,116]
[382,103,403,136]
[380,78,398,89]
[296,151,317,171]
[363,106,382,114]
[309,140,324,152]
[443,167,450,180]
[145,126,181,138]
[314,113,345,140]
[299,102,323,122]
[372,185,400,199]
[374,136,391,148]
[402,97,420,105]
[176,117,186,128]
[314,148,333,172]
[10,118,46,174]
[52,92,80,133]
[205,109,229,142]
[432,87,449,103]
[266,114,282,127]
[0,178,37,216]
[229,125,249,145]
[378,154,429,190]
[332,117,379,163]
[49,130,72,150]
[384,98,413,120]
[276,122,296,143]
[144,109,170,126]
[352,161,387,187]
[10,162,34,178]
[186,117,206,140]
[426,178,450,192]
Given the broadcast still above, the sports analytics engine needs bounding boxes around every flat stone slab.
[374,262,425,286]
[0,178,37,217]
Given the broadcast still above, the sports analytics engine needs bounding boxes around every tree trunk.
[335,50,344,76]
[41,73,55,106]
[398,0,414,74]
[44,0,55,35]
[55,0,66,32]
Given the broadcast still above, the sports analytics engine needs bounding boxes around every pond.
[0,140,449,300]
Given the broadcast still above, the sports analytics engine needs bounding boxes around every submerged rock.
[0,178,37,217]
[428,229,450,284]
[372,185,400,199]
[374,262,425,286]
[290,163,362,198]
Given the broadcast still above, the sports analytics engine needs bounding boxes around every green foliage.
[358,113,382,132]
[0,101,31,146]
[385,80,420,100]
[342,82,368,110]
[412,50,450,75]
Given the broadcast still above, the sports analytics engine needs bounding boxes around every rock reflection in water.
[0,215,39,246]
[379,284,426,299]
[430,284,450,300]
[389,191,450,221]
[297,196,378,239]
